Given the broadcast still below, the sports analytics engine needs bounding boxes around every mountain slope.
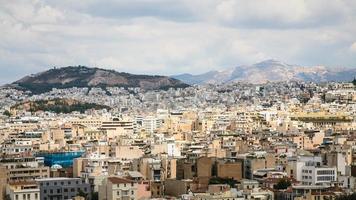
[172,60,356,84]
[11,98,110,114]
[13,66,189,94]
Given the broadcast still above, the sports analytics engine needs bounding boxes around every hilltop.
[12,66,189,94]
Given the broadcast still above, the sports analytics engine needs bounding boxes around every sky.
[0,0,356,84]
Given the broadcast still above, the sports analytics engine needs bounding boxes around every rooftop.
[108,177,134,184]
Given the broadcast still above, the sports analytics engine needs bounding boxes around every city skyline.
[1,0,356,84]
[1,1,356,200]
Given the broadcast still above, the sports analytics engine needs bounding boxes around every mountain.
[12,66,189,94]
[172,60,356,84]
[172,71,220,85]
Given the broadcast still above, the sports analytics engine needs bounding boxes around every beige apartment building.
[245,153,276,179]
[0,166,7,200]
[6,181,40,200]
[7,167,50,182]
[217,161,243,181]
[99,177,138,200]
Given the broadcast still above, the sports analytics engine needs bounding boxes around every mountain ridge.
[172,60,356,85]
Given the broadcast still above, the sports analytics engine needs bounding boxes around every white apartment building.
[301,164,337,186]
[142,116,162,134]
[1,140,33,154]
[296,156,337,185]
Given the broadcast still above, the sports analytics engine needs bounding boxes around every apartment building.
[244,152,276,179]
[36,177,91,200]
[6,181,40,200]
[99,177,137,200]
[301,166,337,186]
[0,157,49,182]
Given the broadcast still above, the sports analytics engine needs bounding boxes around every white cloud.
[0,0,355,84]
[351,42,356,52]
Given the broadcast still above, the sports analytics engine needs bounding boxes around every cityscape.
[1,1,356,200]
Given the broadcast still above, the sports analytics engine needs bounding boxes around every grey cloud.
[43,0,198,22]
[0,0,355,84]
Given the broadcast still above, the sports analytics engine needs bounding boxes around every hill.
[10,98,110,114]
[172,60,356,84]
[12,66,189,94]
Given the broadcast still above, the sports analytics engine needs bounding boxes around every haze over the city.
[1,0,356,84]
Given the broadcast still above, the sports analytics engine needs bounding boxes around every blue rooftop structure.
[36,151,84,168]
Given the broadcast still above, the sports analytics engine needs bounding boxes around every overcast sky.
[0,0,356,84]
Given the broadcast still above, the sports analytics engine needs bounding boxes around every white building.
[142,116,162,134]
[293,156,337,186]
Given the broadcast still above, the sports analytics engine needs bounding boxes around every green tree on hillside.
[3,110,11,117]
[274,178,291,190]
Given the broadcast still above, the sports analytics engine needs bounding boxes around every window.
[35,193,38,199]
[44,189,47,194]
[71,188,75,192]
[117,191,120,195]
[131,191,134,195]
[131,183,134,187]
[50,189,53,194]
[23,194,26,200]
[15,194,18,200]
[64,188,68,192]
[57,189,60,193]
[27,194,30,199]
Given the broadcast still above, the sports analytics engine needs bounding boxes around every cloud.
[0,0,355,84]
[213,0,352,29]
[351,42,356,52]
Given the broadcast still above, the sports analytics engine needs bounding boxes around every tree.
[352,78,356,86]
[336,193,356,200]
[77,189,88,199]
[209,177,237,188]
[273,178,291,190]
[3,110,11,117]
[91,192,98,200]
